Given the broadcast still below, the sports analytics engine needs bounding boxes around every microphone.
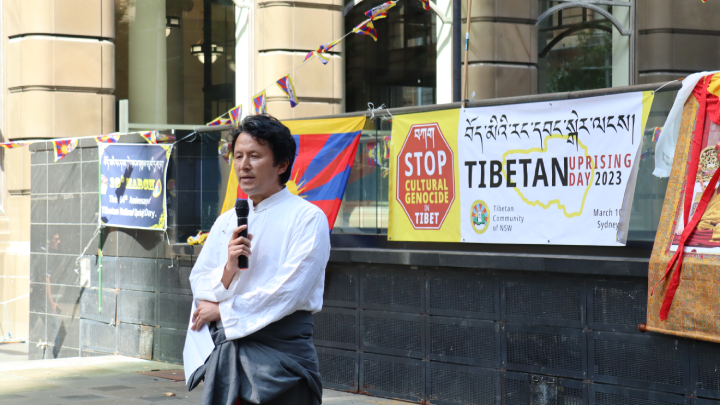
[235,199,250,270]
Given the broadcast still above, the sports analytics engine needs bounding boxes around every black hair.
[229,114,296,185]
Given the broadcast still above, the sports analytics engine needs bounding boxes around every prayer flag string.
[245,0,419,115]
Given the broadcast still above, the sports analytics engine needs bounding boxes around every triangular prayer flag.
[366,142,378,167]
[95,133,120,144]
[53,139,78,162]
[0,142,23,149]
[312,38,341,65]
[253,91,267,114]
[318,39,342,53]
[653,127,663,142]
[365,1,396,20]
[303,51,315,64]
[140,131,157,144]
[276,75,299,108]
[317,53,330,65]
[353,20,378,41]
[228,104,242,126]
[208,117,232,126]
[219,141,231,164]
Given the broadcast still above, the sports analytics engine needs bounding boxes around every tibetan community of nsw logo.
[471,200,490,234]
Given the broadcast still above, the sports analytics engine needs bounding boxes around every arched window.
[536,0,633,93]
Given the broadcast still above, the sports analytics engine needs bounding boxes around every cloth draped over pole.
[645,72,720,343]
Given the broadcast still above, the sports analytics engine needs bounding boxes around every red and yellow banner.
[647,73,720,342]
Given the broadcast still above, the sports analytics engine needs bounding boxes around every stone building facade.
[1,0,720,360]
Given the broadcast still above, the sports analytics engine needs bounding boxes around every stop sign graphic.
[396,123,455,229]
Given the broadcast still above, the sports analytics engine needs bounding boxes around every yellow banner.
[388,109,461,242]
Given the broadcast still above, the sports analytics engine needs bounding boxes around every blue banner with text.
[99,143,173,230]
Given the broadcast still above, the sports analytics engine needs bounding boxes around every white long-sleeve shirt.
[183,187,330,380]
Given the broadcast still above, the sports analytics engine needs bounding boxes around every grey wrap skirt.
[187,311,322,405]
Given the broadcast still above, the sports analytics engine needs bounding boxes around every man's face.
[233,133,288,199]
[50,234,61,252]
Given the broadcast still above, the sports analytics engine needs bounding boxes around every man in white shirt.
[184,114,330,405]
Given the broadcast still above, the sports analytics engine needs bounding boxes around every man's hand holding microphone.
[191,200,252,332]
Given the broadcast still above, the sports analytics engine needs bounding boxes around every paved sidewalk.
[0,355,404,405]
[0,342,27,363]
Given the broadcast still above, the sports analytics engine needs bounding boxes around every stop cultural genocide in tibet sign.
[396,123,455,230]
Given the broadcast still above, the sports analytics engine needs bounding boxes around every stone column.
[3,0,115,343]
[128,0,167,125]
[255,0,343,119]
[166,15,185,124]
[464,0,538,100]
[636,0,720,85]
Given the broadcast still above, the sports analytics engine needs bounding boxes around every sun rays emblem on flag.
[285,171,308,198]
[53,139,78,162]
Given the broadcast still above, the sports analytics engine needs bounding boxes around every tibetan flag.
[303,51,315,64]
[208,117,232,126]
[0,142,23,149]
[314,38,341,65]
[653,127,662,142]
[96,133,120,143]
[318,39,342,53]
[253,91,267,115]
[353,20,378,41]
[276,75,299,108]
[366,142,378,167]
[219,141,231,164]
[365,1,396,20]
[383,135,391,159]
[140,131,157,144]
[418,0,430,10]
[221,116,366,230]
[316,53,330,65]
[229,104,243,126]
[53,139,78,162]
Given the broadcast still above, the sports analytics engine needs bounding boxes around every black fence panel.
[359,353,424,402]
[589,384,687,405]
[504,323,586,379]
[323,264,359,309]
[314,263,720,404]
[313,307,359,351]
[316,347,358,392]
[360,267,424,313]
[502,275,585,328]
[589,331,690,395]
[693,340,720,400]
[426,269,499,320]
[427,362,501,405]
[428,316,500,368]
[361,310,425,359]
